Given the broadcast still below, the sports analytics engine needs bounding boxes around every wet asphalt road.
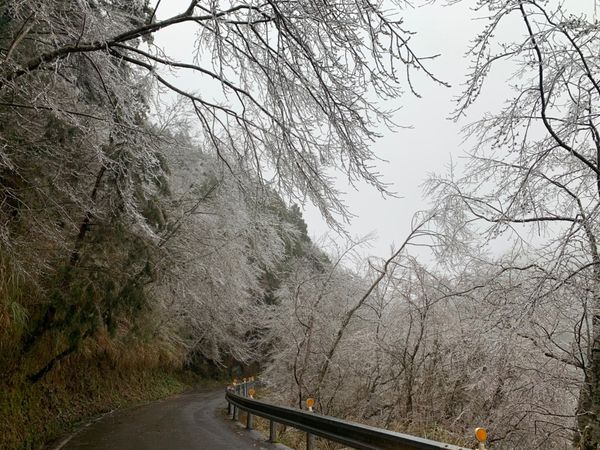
[55,390,282,450]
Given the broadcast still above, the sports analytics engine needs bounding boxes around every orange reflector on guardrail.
[475,428,487,442]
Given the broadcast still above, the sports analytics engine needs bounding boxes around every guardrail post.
[246,411,253,430]
[233,405,239,421]
[306,432,315,450]
[269,420,277,443]
[231,381,238,420]
[246,387,256,429]
[226,386,232,416]
[306,398,315,450]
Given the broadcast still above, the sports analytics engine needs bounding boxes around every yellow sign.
[475,428,488,442]
[306,398,315,408]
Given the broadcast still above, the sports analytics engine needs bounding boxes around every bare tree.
[427,1,600,447]
[153,143,291,364]
[260,236,368,410]
[0,0,444,384]
[1,0,444,228]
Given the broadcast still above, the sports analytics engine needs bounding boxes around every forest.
[0,1,599,449]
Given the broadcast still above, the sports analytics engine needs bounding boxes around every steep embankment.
[0,343,192,450]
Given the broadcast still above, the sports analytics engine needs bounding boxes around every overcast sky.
[302,0,598,259]
[298,0,511,258]
[301,2,482,258]
[153,1,597,259]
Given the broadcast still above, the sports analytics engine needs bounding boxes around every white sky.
[302,1,505,258]
[152,0,597,259]
[303,0,599,258]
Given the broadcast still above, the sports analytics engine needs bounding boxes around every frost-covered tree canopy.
[2,1,600,449]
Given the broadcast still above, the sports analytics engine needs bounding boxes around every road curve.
[55,389,283,450]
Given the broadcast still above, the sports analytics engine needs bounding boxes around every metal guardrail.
[225,379,481,450]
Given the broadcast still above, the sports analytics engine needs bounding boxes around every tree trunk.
[576,259,600,449]
[577,304,600,449]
